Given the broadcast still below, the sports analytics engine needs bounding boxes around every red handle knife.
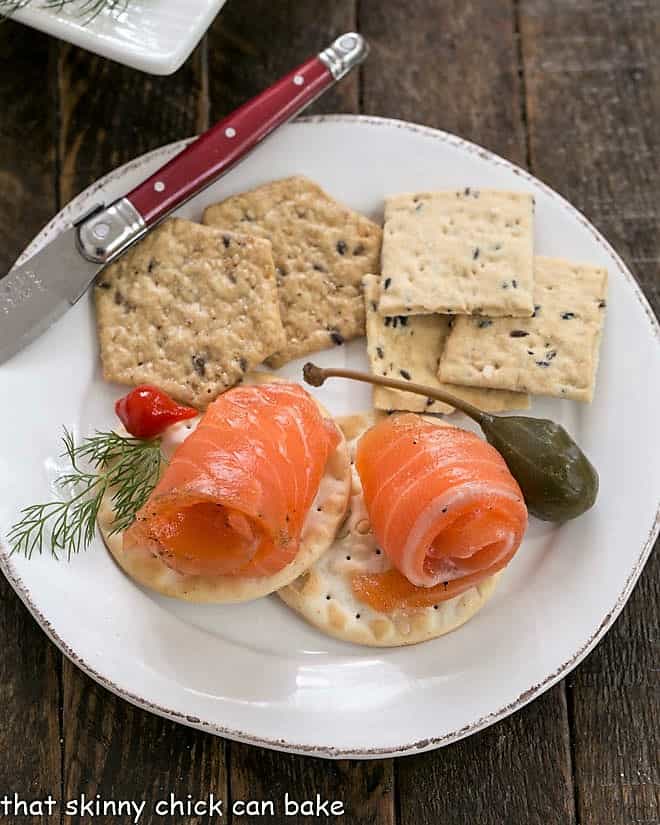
[0,33,368,364]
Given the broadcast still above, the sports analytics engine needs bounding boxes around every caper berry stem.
[303,363,488,425]
[302,362,599,522]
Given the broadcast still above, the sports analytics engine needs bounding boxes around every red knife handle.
[127,58,331,226]
[75,33,368,264]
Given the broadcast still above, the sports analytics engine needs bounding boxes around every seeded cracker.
[379,189,535,317]
[438,257,608,401]
[363,276,529,413]
[95,218,286,409]
[203,176,382,367]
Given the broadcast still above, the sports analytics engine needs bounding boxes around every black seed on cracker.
[384,277,392,290]
[536,360,550,368]
[560,311,576,320]
[532,304,541,317]
[330,330,344,346]
[400,369,411,380]
[477,319,493,328]
[147,259,157,273]
[376,346,384,358]
[336,240,347,255]
[313,263,327,272]
[510,329,530,338]
[512,279,518,288]
[192,354,206,376]
[473,247,480,260]
[598,299,607,308]
[222,235,231,248]
[371,301,378,311]
[398,316,408,326]
[98,281,111,290]
[239,357,248,372]
[384,317,392,327]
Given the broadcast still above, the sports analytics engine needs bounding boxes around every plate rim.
[1,114,658,759]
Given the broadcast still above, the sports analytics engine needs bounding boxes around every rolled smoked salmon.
[354,415,527,611]
[125,382,340,578]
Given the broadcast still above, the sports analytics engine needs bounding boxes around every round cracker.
[99,373,351,603]
[278,412,499,647]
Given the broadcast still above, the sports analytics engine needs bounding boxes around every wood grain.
[57,41,207,204]
[398,686,576,825]
[228,747,394,823]
[62,665,228,824]
[206,0,358,120]
[0,24,58,273]
[520,2,660,823]
[0,23,62,821]
[359,0,527,164]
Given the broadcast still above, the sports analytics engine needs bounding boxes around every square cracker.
[378,189,535,317]
[438,257,608,401]
[364,275,530,414]
[203,176,382,367]
[95,218,285,409]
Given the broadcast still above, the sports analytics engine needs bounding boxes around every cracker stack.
[95,218,286,408]
[203,176,382,367]
[367,190,608,409]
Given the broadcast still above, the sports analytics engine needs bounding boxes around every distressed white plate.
[1,117,658,758]
[11,0,226,75]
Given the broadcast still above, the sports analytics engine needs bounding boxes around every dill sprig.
[7,429,164,561]
[1,0,131,22]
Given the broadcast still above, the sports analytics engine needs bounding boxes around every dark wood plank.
[398,686,575,825]
[361,2,577,822]
[63,666,228,824]
[567,549,660,825]
[520,0,660,310]
[206,5,393,821]
[0,24,58,272]
[57,41,229,820]
[207,0,358,119]
[0,22,62,820]
[521,5,660,823]
[57,40,208,204]
[228,746,393,823]
[359,0,527,164]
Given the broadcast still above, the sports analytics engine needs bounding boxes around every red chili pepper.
[115,385,198,439]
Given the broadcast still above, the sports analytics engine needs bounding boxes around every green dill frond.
[7,428,164,561]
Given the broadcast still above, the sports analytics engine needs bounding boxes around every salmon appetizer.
[100,379,351,603]
[280,413,528,646]
[354,414,528,612]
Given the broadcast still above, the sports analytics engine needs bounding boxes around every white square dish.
[11,0,227,75]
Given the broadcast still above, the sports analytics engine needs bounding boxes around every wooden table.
[1,2,658,823]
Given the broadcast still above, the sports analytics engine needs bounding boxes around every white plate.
[11,0,226,75]
[1,116,658,759]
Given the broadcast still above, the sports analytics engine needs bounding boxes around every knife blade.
[0,32,368,366]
